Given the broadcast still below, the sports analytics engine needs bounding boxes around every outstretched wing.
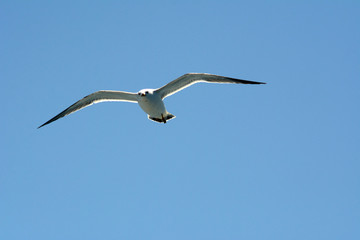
[155,73,265,99]
[38,90,137,128]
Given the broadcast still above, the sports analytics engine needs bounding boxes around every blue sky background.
[1,1,359,239]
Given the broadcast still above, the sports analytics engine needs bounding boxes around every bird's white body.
[136,89,174,122]
[137,89,164,116]
[38,73,265,128]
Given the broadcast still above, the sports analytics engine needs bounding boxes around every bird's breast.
[137,96,166,117]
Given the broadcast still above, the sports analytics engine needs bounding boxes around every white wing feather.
[155,73,265,99]
[38,90,137,128]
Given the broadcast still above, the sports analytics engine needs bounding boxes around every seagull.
[38,73,265,128]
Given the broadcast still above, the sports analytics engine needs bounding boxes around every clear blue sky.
[1,1,359,239]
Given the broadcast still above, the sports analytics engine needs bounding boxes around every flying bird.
[38,73,265,128]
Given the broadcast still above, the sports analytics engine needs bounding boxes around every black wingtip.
[225,75,266,85]
[37,119,53,129]
[251,80,266,84]
[240,79,267,85]
[248,81,266,84]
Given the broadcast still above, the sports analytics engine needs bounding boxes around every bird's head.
[138,89,154,97]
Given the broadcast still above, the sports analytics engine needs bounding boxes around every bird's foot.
[161,114,167,124]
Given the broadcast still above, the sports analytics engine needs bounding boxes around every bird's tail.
[148,112,176,123]
[164,113,175,122]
